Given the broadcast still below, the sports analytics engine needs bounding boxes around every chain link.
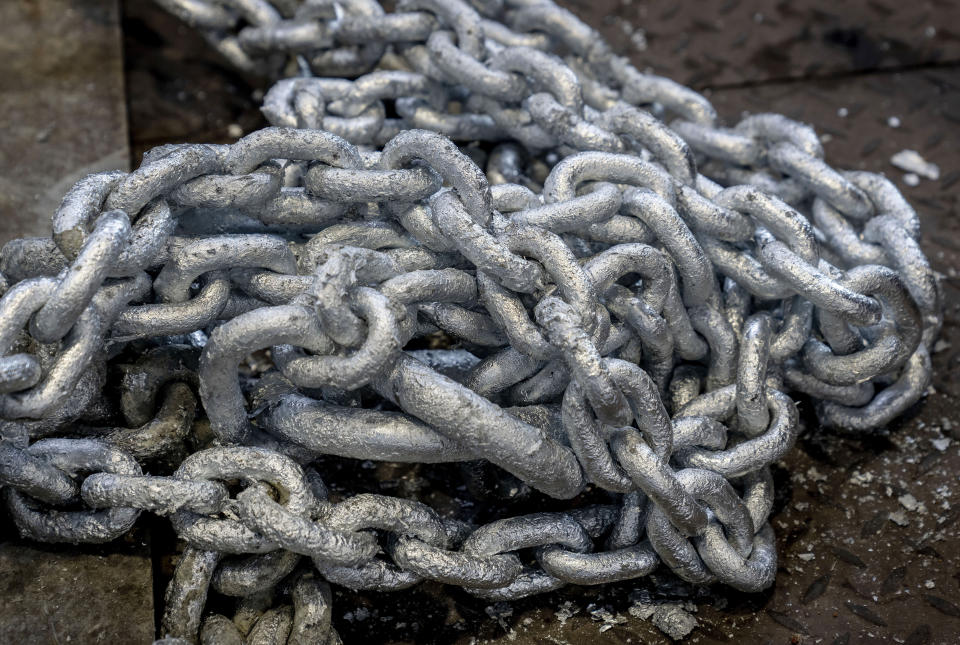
[0,0,941,642]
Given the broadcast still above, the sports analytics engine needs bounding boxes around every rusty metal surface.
[0,0,130,244]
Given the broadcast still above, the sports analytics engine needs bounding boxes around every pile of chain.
[0,0,943,642]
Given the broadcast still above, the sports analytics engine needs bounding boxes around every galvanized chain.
[0,0,941,642]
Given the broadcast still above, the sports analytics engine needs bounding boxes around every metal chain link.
[0,0,941,642]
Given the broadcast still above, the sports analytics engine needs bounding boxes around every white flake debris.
[931,437,951,452]
[891,149,941,180]
[887,116,901,128]
[898,493,920,512]
[904,173,920,187]
[798,553,815,561]
[554,601,579,626]
[629,601,698,640]
[898,493,918,511]
[849,470,874,486]
[589,606,626,633]
[888,510,909,526]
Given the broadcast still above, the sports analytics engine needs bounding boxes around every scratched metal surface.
[0,1,957,643]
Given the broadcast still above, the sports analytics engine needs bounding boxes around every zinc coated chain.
[0,0,942,642]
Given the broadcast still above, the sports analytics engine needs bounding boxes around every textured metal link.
[0,0,942,641]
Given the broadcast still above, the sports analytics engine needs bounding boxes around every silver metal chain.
[0,0,941,642]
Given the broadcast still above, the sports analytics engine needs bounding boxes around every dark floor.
[1,1,959,643]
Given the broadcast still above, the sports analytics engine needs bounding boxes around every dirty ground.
[0,1,958,643]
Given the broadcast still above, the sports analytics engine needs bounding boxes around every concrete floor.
[1,1,958,643]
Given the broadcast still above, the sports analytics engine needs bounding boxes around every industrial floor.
[0,1,958,643]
